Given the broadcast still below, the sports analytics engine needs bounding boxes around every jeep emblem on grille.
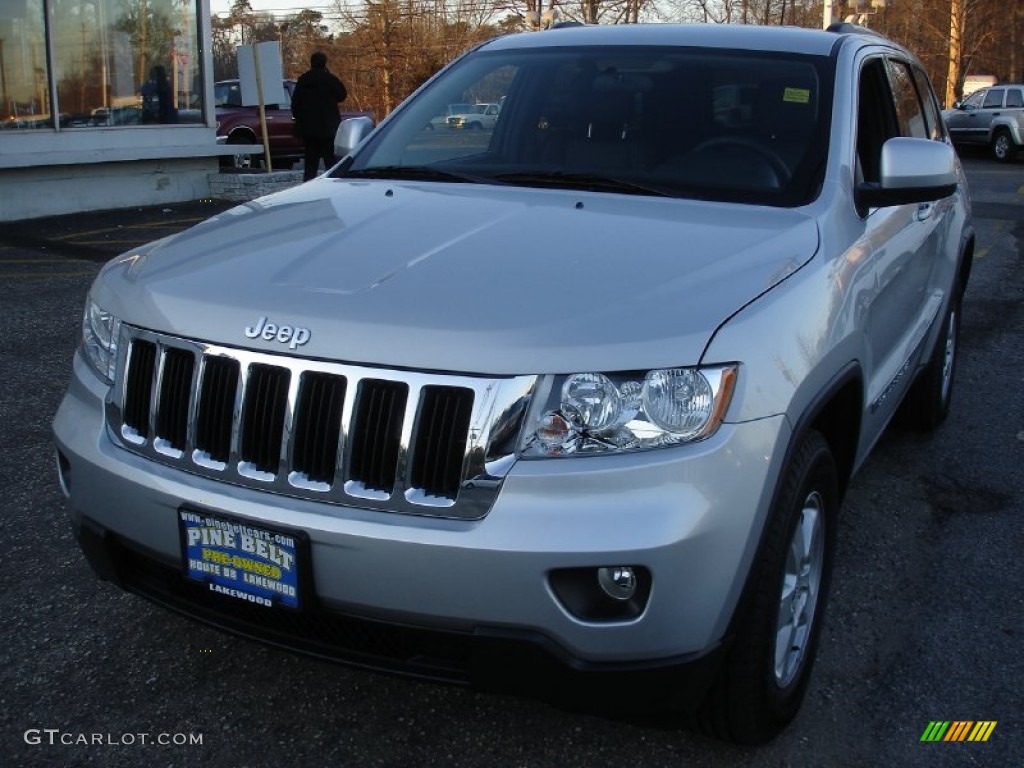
[244,316,311,350]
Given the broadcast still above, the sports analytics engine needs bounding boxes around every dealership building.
[0,0,236,221]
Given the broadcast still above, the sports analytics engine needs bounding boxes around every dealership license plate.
[179,509,303,609]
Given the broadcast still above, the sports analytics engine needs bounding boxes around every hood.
[95,180,818,375]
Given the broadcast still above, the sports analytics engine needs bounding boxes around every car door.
[944,88,992,144]
[264,81,303,159]
[964,87,1004,144]
[1004,86,1024,132]
[484,104,501,130]
[857,56,953,440]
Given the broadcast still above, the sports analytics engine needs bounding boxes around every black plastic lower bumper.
[73,515,724,713]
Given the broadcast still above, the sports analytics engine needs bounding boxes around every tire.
[694,430,838,744]
[992,129,1017,163]
[899,284,961,431]
[224,135,260,170]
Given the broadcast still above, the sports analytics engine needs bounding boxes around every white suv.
[55,23,974,744]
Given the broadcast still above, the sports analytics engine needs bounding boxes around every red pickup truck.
[215,79,371,170]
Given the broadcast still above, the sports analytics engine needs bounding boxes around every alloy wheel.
[774,490,825,688]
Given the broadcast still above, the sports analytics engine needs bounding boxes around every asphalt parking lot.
[1,158,1021,767]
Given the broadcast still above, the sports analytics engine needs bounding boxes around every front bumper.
[72,514,724,707]
[54,351,789,700]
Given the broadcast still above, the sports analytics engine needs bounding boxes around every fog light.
[597,566,637,601]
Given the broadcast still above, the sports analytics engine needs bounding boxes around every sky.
[209,1,342,17]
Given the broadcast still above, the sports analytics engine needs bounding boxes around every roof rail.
[826,22,885,37]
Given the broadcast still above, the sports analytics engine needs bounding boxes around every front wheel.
[223,135,260,170]
[694,430,838,744]
[992,129,1017,162]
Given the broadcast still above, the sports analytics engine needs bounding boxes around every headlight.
[82,297,121,384]
[520,365,737,457]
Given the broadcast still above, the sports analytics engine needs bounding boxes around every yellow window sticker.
[783,87,811,104]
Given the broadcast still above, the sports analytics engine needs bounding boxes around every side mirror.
[334,116,375,158]
[952,100,962,109]
[855,137,958,215]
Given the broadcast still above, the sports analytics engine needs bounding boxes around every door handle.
[915,203,933,222]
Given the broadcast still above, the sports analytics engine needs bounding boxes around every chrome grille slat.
[348,380,408,496]
[239,363,290,477]
[122,339,156,443]
[156,348,194,453]
[412,386,475,500]
[291,372,346,486]
[105,326,537,520]
[195,356,239,466]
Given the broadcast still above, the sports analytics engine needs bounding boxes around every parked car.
[426,102,474,129]
[215,79,301,169]
[56,23,973,745]
[88,105,142,126]
[942,83,1024,161]
[215,79,372,169]
[447,102,501,130]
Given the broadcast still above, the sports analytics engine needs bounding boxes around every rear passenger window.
[982,89,1003,108]
[1007,89,1024,108]
[911,67,944,140]
[887,59,927,139]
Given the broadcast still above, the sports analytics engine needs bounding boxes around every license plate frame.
[178,506,310,610]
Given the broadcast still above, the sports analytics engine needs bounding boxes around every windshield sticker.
[783,87,811,104]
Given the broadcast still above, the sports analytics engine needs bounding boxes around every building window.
[1,0,204,131]
[0,0,52,129]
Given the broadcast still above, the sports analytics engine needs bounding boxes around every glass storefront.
[1,0,203,130]
[0,0,50,128]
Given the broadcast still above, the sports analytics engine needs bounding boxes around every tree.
[331,0,504,119]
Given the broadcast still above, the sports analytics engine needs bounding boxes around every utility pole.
[947,0,964,108]
[0,39,8,118]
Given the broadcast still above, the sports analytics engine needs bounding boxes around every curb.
[209,171,304,201]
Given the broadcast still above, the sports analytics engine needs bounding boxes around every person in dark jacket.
[291,52,348,181]
[141,65,177,124]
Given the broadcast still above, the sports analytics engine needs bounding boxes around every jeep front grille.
[107,327,535,520]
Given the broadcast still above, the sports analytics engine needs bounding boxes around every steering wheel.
[687,136,791,187]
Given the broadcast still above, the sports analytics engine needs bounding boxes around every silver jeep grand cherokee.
[54,23,974,743]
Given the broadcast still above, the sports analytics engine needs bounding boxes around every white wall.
[0,157,220,221]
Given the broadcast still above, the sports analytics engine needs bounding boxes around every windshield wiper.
[342,166,494,184]
[492,171,677,198]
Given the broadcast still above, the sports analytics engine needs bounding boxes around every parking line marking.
[55,217,206,241]
[0,271,97,278]
[0,258,92,264]
[72,239,152,247]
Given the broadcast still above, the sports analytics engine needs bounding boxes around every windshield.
[343,46,833,207]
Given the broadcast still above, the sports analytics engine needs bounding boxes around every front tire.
[694,430,838,744]
[992,129,1017,162]
[224,134,260,170]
